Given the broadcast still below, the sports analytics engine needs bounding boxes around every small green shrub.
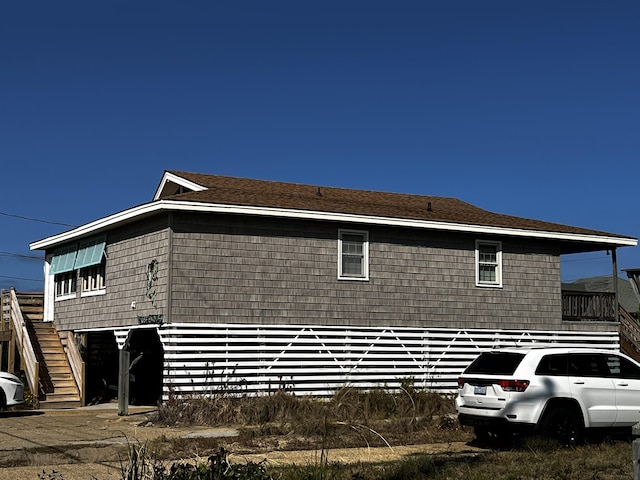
[166,447,273,480]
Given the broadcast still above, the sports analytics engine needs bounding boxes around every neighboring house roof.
[31,170,638,252]
[562,276,640,314]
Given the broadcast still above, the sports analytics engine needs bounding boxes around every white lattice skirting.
[153,323,620,398]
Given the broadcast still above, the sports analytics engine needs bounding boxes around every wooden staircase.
[15,293,82,408]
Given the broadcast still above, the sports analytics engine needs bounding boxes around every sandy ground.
[0,404,485,480]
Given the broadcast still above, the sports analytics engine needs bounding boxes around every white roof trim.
[153,171,207,201]
[30,199,638,251]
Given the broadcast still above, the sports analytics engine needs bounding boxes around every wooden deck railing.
[562,291,617,322]
[6,288,40,406]
[63,331,86,406]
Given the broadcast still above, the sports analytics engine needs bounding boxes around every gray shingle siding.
[52,217,169,331]
[50,212,618,334]
[167,213,601,331]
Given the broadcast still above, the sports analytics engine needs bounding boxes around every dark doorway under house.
[85,331,119,404]
[127,328,164,405]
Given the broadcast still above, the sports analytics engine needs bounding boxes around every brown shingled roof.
[162,170,632,240]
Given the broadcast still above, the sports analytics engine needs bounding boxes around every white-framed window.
[338,229,369,280]
[80,259,106,296]
[476,240,502,287]
[55,271,77,299]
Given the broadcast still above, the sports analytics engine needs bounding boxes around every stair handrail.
[619,305,640,355]
[8,288,40,401]
[64,332,86,406]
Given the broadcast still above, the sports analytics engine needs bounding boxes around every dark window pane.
[465,352,525,375]
[536,354,569,375]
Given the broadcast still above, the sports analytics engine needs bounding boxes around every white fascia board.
[152,171,208,201]
[30,200,638,251]
[30,202,164,250]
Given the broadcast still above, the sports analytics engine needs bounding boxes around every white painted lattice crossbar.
[157,323,619,398]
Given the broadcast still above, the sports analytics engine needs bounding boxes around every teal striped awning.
[74,236,106,269]
[49,245,78,275]
[49,236,106,275]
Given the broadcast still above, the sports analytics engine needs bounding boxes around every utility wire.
[0,251,43,260]
[561,255,608,264]
[0,275,42,283]
[0,210,77,227]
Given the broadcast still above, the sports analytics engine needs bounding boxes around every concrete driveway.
[0,404,231,479]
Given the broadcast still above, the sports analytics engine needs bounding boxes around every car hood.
[0,371,21,383]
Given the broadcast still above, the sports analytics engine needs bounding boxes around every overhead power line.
[0,251,43,261]
[561,255,608,264]
[0,211,77,227]
[0,275,42,283]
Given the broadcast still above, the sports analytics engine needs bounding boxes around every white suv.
[455,347,640,445]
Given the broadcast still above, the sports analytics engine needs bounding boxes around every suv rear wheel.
[538,406,583,447]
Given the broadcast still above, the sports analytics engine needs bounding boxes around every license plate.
[474,385,487,395]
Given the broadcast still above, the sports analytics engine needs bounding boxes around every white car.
[455,347,640,446]
[0,371,25,409]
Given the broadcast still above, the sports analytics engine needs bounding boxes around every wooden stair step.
[42,393,81,401]
[40,396,82,409]
[49,366,73,373]
[31,328,57,335]
[49,372,74,381]
[39,343,65,350]
[41,349,66,356]
[41,358,67,366]
[49,376,74,384]
[31,327,56,334]
[50,385,78,394]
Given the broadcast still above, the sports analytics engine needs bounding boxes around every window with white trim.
[81,259,106,296]
[338,229,369,280]
[476,240,502,287]
[55,271,77,298]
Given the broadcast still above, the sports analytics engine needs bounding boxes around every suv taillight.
[457,377,465,389]
[498,379,530,392]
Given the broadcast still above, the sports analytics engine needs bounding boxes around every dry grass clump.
[152,389,324,427]
[273,440,634,480]
[150,380,466,449]
[435,440,633,480]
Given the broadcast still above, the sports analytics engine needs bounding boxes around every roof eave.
[29,199,638,251]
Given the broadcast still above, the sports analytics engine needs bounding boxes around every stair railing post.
[79,359,86,407]
[33,362,39,409]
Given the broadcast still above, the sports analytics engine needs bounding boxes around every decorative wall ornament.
[146,259,159,307]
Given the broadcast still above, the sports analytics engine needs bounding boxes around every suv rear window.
[464,352,525,375]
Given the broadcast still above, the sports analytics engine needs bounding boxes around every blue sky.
[1,1,638,292]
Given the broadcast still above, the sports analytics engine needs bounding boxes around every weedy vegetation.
[37,379,636,479]
[152,377,464,451]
